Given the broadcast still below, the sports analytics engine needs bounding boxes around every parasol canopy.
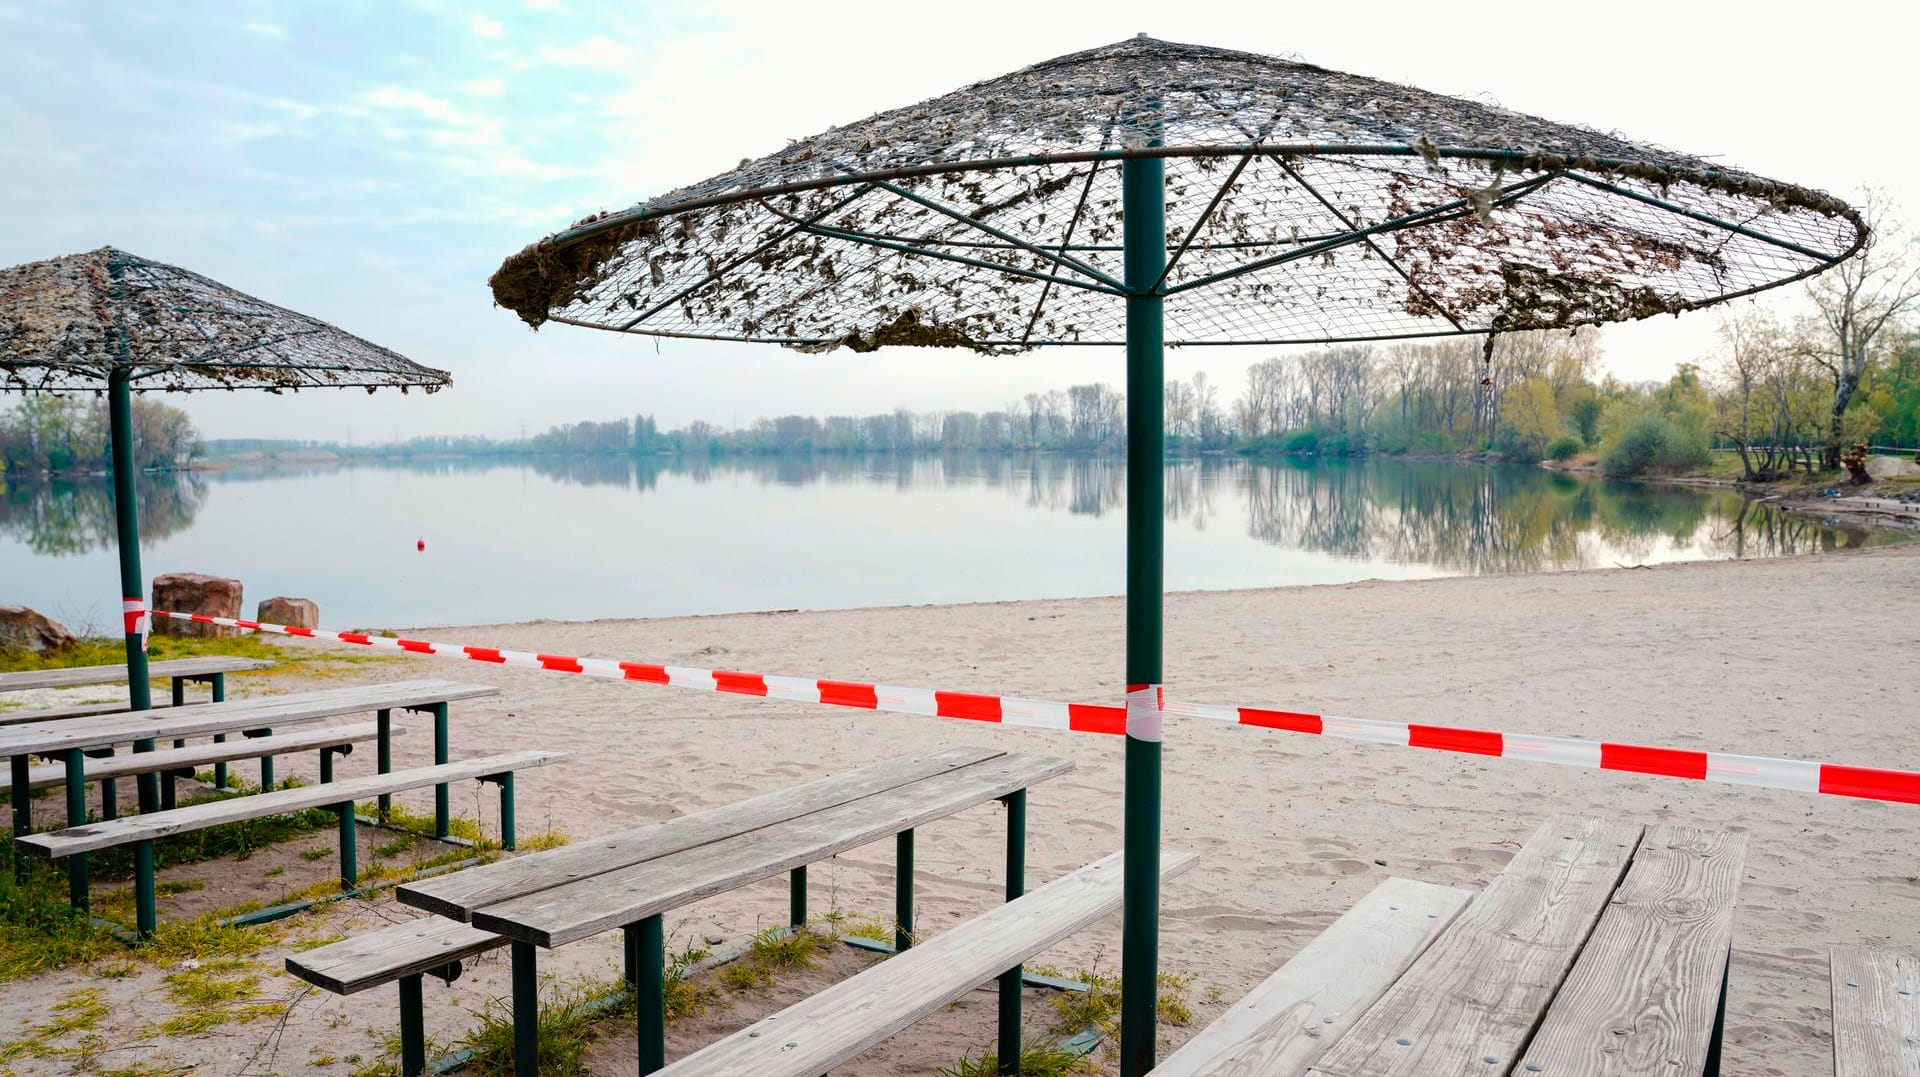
[2,245,450,392]
[491,35,1863,352]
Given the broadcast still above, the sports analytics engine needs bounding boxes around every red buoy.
[416,538,426,552]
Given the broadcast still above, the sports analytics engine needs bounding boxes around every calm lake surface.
[0,456,1903,630]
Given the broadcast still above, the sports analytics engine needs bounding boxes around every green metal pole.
[1119,140,1166,1077]
[511,940,538,1076]
[377,708,392,820]
[399,974,427,1077]
[338,803,357,888]
[790,865,807,928]
[433,703,450,839]
[11,754,30,881]
[998,789,1027,1074]
[499,772,516,850]
[638,914,666,1073]
[895,828,915,951]
[134,839,156,937]
[63,748,88,910]
[108,367,157,824]
[212,674,228,792]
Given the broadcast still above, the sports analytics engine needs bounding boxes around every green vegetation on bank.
[0,395,200,474]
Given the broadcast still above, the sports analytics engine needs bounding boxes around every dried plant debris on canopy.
[1,247,451,393]
[492,35,1863,351]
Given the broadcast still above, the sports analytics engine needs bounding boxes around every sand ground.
[2,545,1916,1075]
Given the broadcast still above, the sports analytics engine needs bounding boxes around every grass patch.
[0,632,406,681]
[937,1041,1096,1077]
[1048,967,1195,1041]
[819,908,893,945]
[0,986,111,1062]
[461,976,613,1077]
[152,956,284,1036]
[719,926,824,994]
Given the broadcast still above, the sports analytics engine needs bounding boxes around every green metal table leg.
[64,748,88,911]
[1119,143,1168,1077]
[135,737,158,817]
[623,923,640,991]
[135,839,156,937]
[213,674,228,792]
[433,703,449,840]
[399,974,427,1077]
[499,772,515,850]
[11,753,30,881]
[338,803,357,888]
[895,828,915,952]
[259,730,274,791]
[999,789,1027,1074]
[320,747,335,785]
[107,368,154,817]
[377,708,392,821]
[511,940,538,1077]
[638,914,666,1073]
[790,865,807,928]
[97,747,117,821]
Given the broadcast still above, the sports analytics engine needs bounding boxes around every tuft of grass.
[819,908,892,944]
[0,987,111,1062]
[514,828,571,852]
[461,977,612,1076]
[720,926,824,994]
[153,957,277,1036]
[936,1042,1095,1077]
[155,879,204,896]
[663,942,715,1022]
[1049,967,1195,1041]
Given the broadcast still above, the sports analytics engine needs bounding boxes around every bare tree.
[1805,192,1919,466]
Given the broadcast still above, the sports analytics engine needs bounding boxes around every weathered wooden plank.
[399,745,1002,921]
[656,848,1198,1077]
[0,679,497,757]
[473,752,1074,947]
[1832,946,1920,1077]
[286,917,505,995]
[0,701,173,727]
[1154,878,1473,1077]
[18,749,562,857]
[1515,826,1747,1076]
[1308,815,1644,1077]
[0,722,405,794]
[0,657,274,693]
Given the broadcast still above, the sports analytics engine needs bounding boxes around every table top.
[400,747,1071,948]
[0,679,497,757]
[0,657,275,693]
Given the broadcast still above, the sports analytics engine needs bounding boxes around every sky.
[2,0,1915,443]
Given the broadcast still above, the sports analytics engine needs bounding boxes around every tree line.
[0,396,200,475]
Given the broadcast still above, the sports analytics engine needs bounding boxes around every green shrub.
[1280,427,1320,454]
[1601,415,1710,477]
[1546,435,1583,461]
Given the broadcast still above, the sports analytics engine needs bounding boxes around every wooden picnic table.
[6,679,500,913]
[0,655,274,693]
[397,745,1071,1075]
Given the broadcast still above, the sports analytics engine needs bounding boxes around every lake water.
[0,455,1903,631]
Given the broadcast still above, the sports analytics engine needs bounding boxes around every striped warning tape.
[154,610,1920,806]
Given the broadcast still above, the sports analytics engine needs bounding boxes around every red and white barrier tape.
[154,609,1920,806]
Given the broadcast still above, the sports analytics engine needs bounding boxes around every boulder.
[151,573,244,637]
[0,605,75,653]
[1866,453,1919,480]
[257,597,318,629]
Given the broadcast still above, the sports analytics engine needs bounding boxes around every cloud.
[243,20,286,38]
[469,13,503,38]
[464,77,507,98]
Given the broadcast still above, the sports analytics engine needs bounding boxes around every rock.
[1866,454,1919,480]
[256,597,318,629]
[0,605,75,653]
[151,573,244,637]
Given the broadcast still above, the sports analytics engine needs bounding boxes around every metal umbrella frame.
[490,35,1862,1074]
[1,245,448,920]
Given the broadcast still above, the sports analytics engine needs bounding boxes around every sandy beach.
[4,545,1917,1075]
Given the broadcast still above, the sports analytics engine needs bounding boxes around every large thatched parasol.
[1,245,447,913]
[490,35,1862,1074]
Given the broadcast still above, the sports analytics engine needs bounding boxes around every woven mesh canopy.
[1,246,450,392]
[493,35,1863,352]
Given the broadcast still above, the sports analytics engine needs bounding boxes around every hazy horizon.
[3,0,1913,442]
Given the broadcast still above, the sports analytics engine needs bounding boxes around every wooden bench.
[1151,815,1744,1077]
[0,720,404,795]
[395,746,1069,1075]
[6,677,500,911]
[1832,945,1920,1076]
[288,917,509,1077]
[0,656,274,695]
[656,848,1197,1076]
[18,749,561,936]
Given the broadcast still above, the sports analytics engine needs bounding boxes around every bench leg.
[135,737,158,817]
[432,703,449,840]
[790,865,807,928]
[135,838,157,937]
[499,772,515,850]
[165,679,187,806]
[212,675,229,792]
[999,790,1027,1074]
[64,748,88,912]
[337,803,357,888]
[895,828,915,952]
[399,973,427,1077]
[258,730,275,791]
[637,914,666,1074]
[623,922,640,990]
[511,940,539,1077]
[11,753,30,881]
[320,746,337,785]
[97,747,117,821]
[377,708,392,822]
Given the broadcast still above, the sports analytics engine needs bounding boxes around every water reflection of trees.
[0,474,206,556]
